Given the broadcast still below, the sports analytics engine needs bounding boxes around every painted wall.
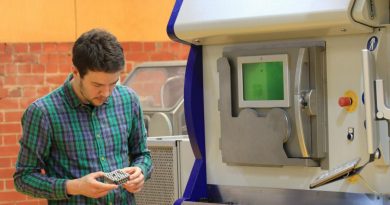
[0,0,175,42]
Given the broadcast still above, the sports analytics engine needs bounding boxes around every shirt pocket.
[102,124,130,164]
[53,132,95,162]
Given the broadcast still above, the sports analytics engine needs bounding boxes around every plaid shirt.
[14,75,153,205]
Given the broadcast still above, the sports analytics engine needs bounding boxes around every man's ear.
[72,68,79,77]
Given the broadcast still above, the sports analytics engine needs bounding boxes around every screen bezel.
[237,54,290,108]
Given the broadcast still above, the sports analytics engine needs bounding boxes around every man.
[13,29,153,204]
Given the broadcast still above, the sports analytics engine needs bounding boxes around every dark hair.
[72,28,125,78]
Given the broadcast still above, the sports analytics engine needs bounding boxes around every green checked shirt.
[14,74,153,205]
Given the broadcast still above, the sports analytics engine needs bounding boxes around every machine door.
[218,40,327,167]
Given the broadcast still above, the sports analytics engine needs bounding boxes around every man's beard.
[79,80,95,105]
[79,80,108,106]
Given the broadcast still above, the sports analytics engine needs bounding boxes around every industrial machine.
[135,136,193,205]
[167,0,390,204]
[123,62,194,205]
[123,61,187,137]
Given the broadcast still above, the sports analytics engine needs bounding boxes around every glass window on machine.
[237,54,290,108]
[123,66,186,111]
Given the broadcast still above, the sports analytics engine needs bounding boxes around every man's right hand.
[66,171,118,198]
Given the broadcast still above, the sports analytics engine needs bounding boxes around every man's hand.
[66,171,118,198]
[121,166,144,193]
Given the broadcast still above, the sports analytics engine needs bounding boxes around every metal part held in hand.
[104,169,130,185]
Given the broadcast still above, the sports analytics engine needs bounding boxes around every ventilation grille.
[135,146,176,205]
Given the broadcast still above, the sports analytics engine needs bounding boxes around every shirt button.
[101,156,105,161]
[96,134,101,138]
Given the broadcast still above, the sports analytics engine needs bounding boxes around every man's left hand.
[121,166,144,193]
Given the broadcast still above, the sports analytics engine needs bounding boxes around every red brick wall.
[0,41,189,204]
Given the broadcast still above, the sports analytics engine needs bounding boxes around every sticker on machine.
[367,36,378,51]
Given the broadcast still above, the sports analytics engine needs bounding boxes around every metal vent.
[135,146,176,205]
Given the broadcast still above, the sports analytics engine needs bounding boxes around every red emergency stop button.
[339,97,352,107]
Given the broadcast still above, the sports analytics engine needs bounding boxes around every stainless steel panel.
[183,185,389,205]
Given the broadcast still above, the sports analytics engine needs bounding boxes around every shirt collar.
[63,73,112,108]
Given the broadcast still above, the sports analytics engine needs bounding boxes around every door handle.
[294,48,310,158]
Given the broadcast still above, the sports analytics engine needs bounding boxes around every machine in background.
[135,136,193,205]
[123,61,194,205]
[123,61,187,137]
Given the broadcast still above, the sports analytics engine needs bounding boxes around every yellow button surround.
[343,90,358,112]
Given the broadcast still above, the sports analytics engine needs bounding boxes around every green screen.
[243,61,284,101]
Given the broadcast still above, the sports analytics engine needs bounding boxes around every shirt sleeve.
[128,93,153,180]
[13,103,69,200]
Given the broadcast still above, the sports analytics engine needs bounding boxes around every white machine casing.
[170,0,390,204]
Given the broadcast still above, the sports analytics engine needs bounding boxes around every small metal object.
[347,127,354,141]
[374,149,381,159]
[104,169,130,185]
